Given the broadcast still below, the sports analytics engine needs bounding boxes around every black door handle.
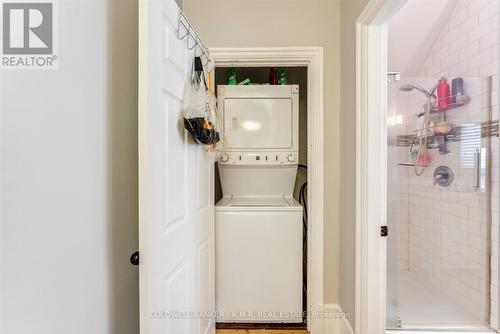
[130,251,139,265]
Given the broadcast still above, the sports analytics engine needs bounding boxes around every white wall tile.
[468,17,492,43]
[458,13,480,36]
[479,30,499,51]
[459,40,480,62]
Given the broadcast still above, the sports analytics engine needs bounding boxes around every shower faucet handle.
[433,174,444,185]
[433,166,453,187]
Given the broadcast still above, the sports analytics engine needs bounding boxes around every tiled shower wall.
[390,0,499,326]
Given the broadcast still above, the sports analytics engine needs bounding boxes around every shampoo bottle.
[452,78,465,104]
[437,77,451,111]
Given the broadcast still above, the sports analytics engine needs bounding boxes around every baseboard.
[323,304,354,334]
[216,322,306,330]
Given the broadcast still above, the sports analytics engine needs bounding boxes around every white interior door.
[139,1,215,333]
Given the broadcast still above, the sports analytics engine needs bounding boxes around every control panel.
[218,152,298,165]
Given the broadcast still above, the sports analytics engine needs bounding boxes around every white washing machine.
[215,85,303,323]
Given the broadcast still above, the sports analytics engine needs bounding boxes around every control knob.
[220,154,229,162]
[287,154,295,162]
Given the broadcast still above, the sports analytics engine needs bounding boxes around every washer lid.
[218,165,297,197]
[216,196,301,208]
[230,196,296,207]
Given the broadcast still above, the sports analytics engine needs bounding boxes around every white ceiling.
[388,0,456,77]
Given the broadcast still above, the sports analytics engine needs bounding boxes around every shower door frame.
[355,2,395,331]
[355,0,500,333]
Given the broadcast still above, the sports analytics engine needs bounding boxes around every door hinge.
[380,226,388,237]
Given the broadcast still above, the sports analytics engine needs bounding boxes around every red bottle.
[437,77,451,111]
[269,67,278,85]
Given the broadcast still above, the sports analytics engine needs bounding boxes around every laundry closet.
[137,4,319,332]
[213,67,309,327]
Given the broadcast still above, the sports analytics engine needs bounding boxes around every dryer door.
[223,98,294,149]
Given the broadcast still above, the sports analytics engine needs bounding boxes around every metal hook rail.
[176,9,211,67]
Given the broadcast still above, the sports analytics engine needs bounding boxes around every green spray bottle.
[277,67,288,85]
[227,68,237,85]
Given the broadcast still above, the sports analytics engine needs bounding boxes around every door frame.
[354,1,407,333]
[356,2,500,333]
[210,47,325,334]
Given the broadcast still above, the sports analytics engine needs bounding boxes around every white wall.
[0,1,139,333]
[388,0,455,76]
[183,0,342,304]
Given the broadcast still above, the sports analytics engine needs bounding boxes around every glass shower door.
[386,77,406,329]
[386,76,497,330]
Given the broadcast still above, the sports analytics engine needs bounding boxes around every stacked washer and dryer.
[215,84,303,323]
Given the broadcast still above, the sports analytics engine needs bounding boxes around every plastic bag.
[183,57,220,146]
[206,69,223,155]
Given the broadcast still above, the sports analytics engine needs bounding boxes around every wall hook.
[175,9,211,65]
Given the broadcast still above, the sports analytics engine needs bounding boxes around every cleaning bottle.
[238,78,251,85]
[437,77,450,111]
[227,68,237,85]
[277,68,288,85]
[269,67,277,85]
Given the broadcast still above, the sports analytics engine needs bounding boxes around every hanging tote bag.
[183,57,220,145]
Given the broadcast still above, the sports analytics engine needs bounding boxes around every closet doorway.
[210,48,325,333]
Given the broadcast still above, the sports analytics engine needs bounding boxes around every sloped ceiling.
[388,0,456,77]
